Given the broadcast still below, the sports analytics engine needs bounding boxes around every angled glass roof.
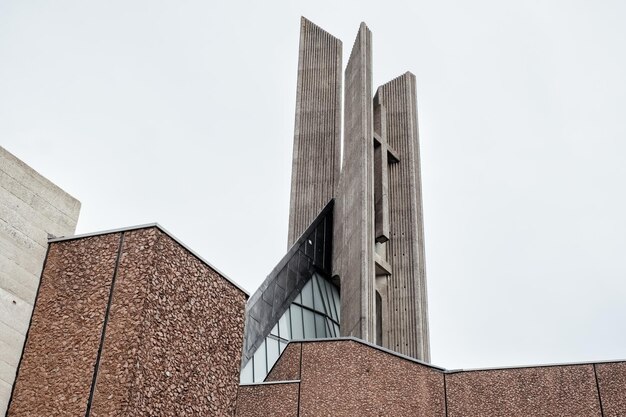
[240,200,337,383]
[240,272,340,383]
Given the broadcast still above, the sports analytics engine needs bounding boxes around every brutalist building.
[3,18,626,417]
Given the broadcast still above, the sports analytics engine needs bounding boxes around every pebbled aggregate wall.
[446,364,602,416]
[265,342,301,382]
[236,338,626,417]
[595,361,626,416]
[7,226,247,416]
[235,382,299,417]
[7,234,119,416]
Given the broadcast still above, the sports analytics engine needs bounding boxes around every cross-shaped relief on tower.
[373,94,399,278]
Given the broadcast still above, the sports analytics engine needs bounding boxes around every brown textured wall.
[265,343,301,382]
[446,365,602,417]
[8,226,247,417]
[90,228,247,416]
[237,339,626,416]
[298,340,445,417]
[595,362,626,416]
[7,234,121,416]
[235,383,299,417]
[86,228,160,417]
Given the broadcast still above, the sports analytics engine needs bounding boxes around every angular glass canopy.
[240,273,340,383]
[239,201,339,384]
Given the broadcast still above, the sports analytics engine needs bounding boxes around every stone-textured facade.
[236,338,626,417]
[7,226,247,416]
[0,146,80,415]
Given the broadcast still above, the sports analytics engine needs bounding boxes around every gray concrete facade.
[375,73,430,361]
[287,17,342,248]
[0,146,80,415]
[333,22,376,341]
[288,20,431,362]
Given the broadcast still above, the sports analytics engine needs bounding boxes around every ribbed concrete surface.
[334,22,375,341]
[0,146,80,415]
[287,17,342,247]
[376,73,430,361]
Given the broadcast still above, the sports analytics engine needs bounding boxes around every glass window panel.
[294,292,302,304]
[326,282,337,321]
[334,322,340,337]
[278,309,291,340]
[253,341,267,383]
[331,283,340,321]
[315,313,327,337]
[325,317,335,337]
[279,341,287,354]
[266,337,280,372]
[303,308,316,338]
[270,323,279,337]
[290,305,304,339]
[311,275,322,313]
[301,279,314,308]
[240,360,253,383]
[319,275,333,318]
[332,285,340,319]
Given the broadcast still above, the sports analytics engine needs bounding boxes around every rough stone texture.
[235,382,299,417]
[334,22,375,342]
[287,17,342,248]
[8,226,247,416]
[7,234,120,417]
[299,340,445,416]
[237,339,626,416]
[0,146,80,415]
[265,343,301,382]
[446,364,602,417]
[375,73,430,361]
[595,362,626,416]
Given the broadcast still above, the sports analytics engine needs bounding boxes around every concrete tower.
[289,20,430,362]
[287,17,342,247]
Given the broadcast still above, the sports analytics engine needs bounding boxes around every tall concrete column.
[285,18,430,363]
[287,17,342,247]
[333,23,376,341]
[376,73,430,361]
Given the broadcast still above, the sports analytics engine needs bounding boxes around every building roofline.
[239,380,300,387]
[285,337,626,375]
[48,223,249,296]
[445,357,626,374]
[245,199,334,309]
[292,337,447,372]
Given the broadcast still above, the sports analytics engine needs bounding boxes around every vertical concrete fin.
[334,22,375,342]
[287,17,342,247]
[376,72,430,362]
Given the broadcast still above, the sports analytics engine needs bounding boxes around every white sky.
[2,0,626,370]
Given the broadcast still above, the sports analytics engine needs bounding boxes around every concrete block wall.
[0,146,80,415]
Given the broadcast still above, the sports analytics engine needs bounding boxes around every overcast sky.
[2,0,626,370]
